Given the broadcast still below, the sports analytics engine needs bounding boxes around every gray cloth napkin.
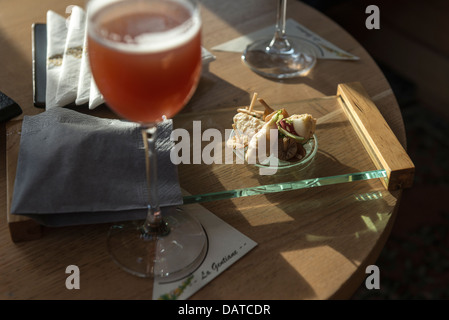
[10,108,182,227]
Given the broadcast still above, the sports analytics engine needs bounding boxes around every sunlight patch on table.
[281,245,357,298]
[360,212,390,234]
[236,200,294,226]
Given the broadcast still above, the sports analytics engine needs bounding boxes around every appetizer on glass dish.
[227,93,318,169]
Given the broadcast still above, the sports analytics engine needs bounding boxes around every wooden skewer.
[258,98,275,120]
[257,98,271,110]
[248,92,258,112]
[237,108,261,116]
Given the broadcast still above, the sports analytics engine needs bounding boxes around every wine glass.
[87,0,207,281]
[241,0,316,79]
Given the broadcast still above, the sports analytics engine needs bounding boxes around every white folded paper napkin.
[10,108,183,227]
[46,8,104,110]
[45,6,216,110]
[75,18,90,106]
[55,6,86,107]
[212,18,359,60]
[46,10,68,109]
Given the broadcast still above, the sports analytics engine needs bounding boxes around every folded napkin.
[55,6,86,107]
[212,19,359,60]
[74,24,90,106]
[45,6,215,110]
[46,10,68,109]
[10,108,182,227]
[46,7,104,110]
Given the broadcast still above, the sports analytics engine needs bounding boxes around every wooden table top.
[0,0,407,300]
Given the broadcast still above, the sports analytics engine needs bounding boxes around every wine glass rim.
[87,0,201,53]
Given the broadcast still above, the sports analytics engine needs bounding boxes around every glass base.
[107,207,208,282]
[242,36,316,79]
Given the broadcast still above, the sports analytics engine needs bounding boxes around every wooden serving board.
[338,82,415,190]
[5,82,415,242]
[6,120,43,242]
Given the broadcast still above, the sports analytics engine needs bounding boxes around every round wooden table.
[0,0,408,300]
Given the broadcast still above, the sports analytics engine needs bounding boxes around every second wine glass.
[242,0,316,79]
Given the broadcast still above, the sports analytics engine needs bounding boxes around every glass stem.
[269,0,291,52]
[141,126,169,237]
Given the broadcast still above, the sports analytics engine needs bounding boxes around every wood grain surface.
[0,0,408,300]
[338,82,415,190]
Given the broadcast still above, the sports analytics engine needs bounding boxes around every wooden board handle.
[337,82,415,191]
[6,120,43,242]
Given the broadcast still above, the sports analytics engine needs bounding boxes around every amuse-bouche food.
[227,93,317,165]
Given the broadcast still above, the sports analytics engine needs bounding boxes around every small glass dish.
[230,130,318,172]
